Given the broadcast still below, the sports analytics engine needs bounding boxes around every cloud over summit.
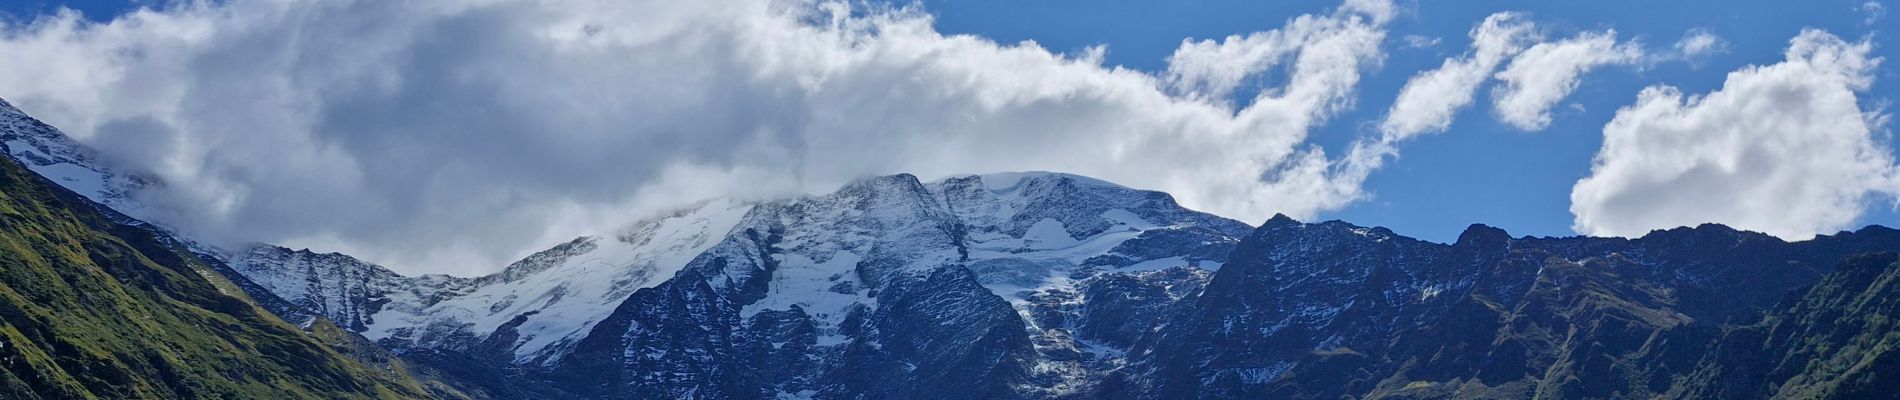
[0,0,1398,274]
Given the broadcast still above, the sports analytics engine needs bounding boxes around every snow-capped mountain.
[225,170,1251,398]
[226,198,753,366]
[547,172,1249,399]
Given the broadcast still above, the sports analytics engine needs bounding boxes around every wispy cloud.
[1378,12,1537,141]
[1672,28,1727,60]
[1402,34,1441,49]
[1310,12,1541,209]
[1491,30,1643,131]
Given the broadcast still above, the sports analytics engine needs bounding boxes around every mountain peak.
[1455,223,1511,247]
[1263,213,1301,228]
[1635,222,1783,246]
[841,172,928,194]
[934,171,1127,192]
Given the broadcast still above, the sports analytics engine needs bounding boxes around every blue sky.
[903,0,1897,241]
[0,0,1894,273]
[1,0,144,21]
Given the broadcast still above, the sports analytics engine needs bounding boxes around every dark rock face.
[1121,217,1900,400]
[556,274,757,399]
[1070,267,1211,350]
[846,267,1037,400]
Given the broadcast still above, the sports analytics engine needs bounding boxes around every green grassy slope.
[0,155,429,399]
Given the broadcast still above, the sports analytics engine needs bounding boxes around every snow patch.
[1100,208,1157,229]
[28,162,108,199]
[1022,218,1081,250]
[741,250,869,337]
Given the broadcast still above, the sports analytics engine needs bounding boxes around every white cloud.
[1492,30,1643,131]
[1163,0,1389,102]
[1162,26,1301,101]
[0,0,1395,275]
[1377,12,1536,142]
[1571,29,1896,240]
[1672,28,1726,60]
[1402,34,1441,49]
[1865,1,1888,25]
[1318,13,1540,207]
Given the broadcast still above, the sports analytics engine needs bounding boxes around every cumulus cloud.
[1571,29,1896,240]
[1866,1,1888,25]
[0,0,1394,275]
[1491,30,1643,131]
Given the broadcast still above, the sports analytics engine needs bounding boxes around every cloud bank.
[1572,29,1896,240]
[0,0,1396,274]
